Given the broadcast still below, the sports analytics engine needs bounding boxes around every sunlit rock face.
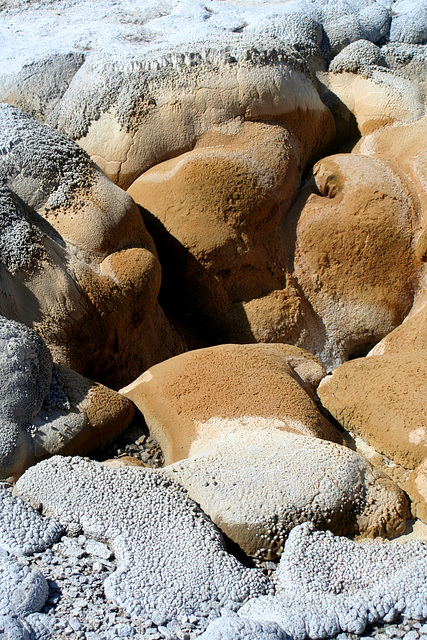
[121,343,409,558]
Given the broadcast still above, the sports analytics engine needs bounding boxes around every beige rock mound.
[317,352,427,519]
[165,421,408,559]
[47,45,334,189]
[284,152,423,367]
[0,104,183,388]
[321,66,425,135]
[121,343,342,465]
[128,120,315,347]
[122,343,408,557]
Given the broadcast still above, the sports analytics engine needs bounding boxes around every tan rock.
[120,343,341,465]
[318,353,427,471]
[285,152,423,367]
[102,456,148,469]
[356,116,427,250]
[0,104,184,388]
[369,302,427,356]
[165,423,408,559]
[318,352,427,520]
[405,461,427,522]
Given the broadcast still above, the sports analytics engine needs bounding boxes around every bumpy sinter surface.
[0,487,63,556]
[240,522,427,639]
[0,554,48,618]
[0,487,61,639]
[199,613,289,640]
[166,421,408,559]
[15,456,269,627]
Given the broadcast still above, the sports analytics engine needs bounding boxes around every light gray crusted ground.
[240,523,427,640]
[0,486,62,556]
[15,456,269,630]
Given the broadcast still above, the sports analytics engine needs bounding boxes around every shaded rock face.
[0,317,133,481]
[0,103,184,388]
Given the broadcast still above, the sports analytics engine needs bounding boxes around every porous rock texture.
[0,316,134,480]
[15,456,269,628]
[46,42,334,190]
[165,421,408,559]
[0,103,183,388]
[318,321,427,520]
[199,613,288,640]
[121,342,342,465]
[0,487,62,556]
[239,523,427,639]
[283,152,422,367]
[318,354,427,470]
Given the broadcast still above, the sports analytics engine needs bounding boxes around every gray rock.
[0,317,52,479]
[312,2,391,56]
[389,1,427,45]
[15,456,269,628]
[330,40,387,74]
[85,540,113,561]
[0,102,94,212]
[0,616,30,640]
[0,554,48,617]
[241,523,427,639]
[199,613,289,640]
[0,486,63,556]
[0,53,85,121]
